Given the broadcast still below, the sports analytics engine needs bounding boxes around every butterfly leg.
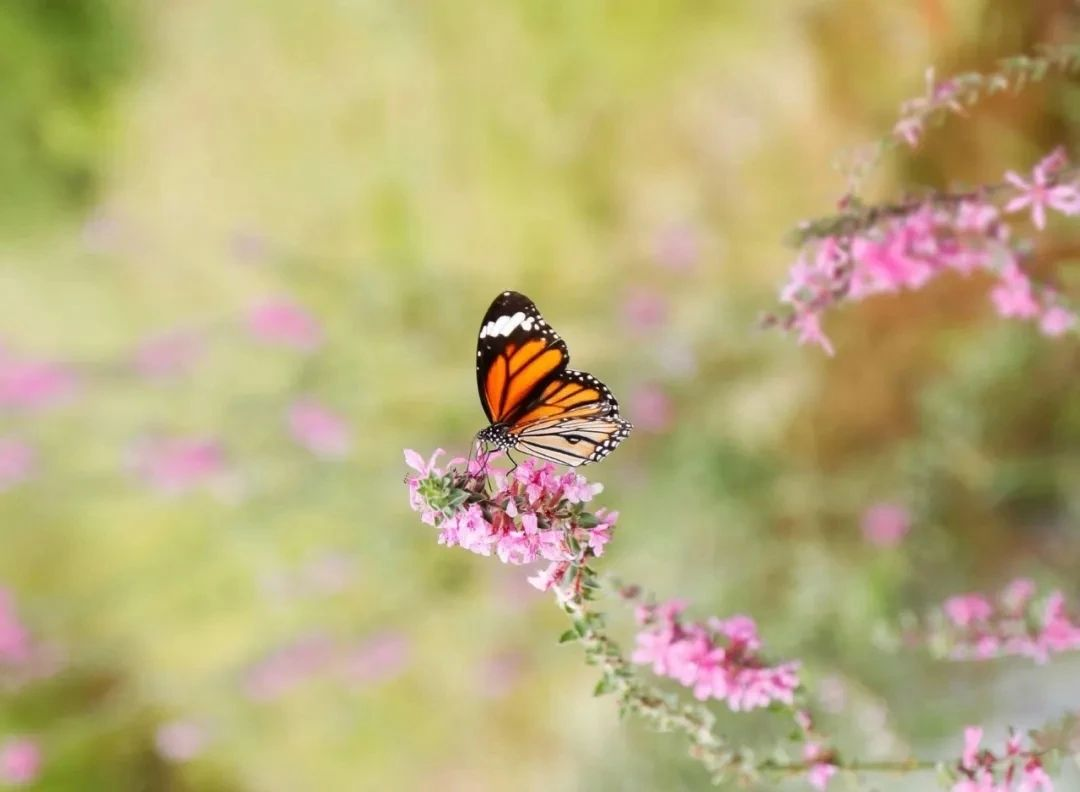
[505,449,519,474]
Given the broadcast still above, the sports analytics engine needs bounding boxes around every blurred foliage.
[0,1,1079,791]
[0,0,136,233]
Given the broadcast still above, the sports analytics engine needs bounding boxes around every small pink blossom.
[860,502,911,548]
[155,720,208,763]
[990,265,1040,319]
[340,631,411,687]
[944,595,993,628]
[1004,162,1080,230]
[794,312,834,356]
[243,633,337,701]
[622,290,668,332]
[629,384,673,434]
[0,738,41,786]
[0,440,34,492]
[0,355,78,412]
[0,590,31,664]
[128,435,228,496]
[247,297,323,352]
[961,726,983,769]
[1038,305,1076,337]
[653,223,699,271]
[134,330,203,379]
[804,742,838,790]
[288,398,351,459]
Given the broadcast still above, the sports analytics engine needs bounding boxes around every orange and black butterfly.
[475,291,632,467]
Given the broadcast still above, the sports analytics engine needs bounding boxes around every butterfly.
[474,290,632,467]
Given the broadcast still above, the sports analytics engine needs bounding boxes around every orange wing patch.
[510,385,604,428]
[484,356,509,420]
[502,348,564,418]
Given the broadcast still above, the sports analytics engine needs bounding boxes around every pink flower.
[128,435,228,496]
[622,290,668,332]
[944,595,993,628]
[961,726,983,770]
[247,297,323,352]
[0,738,41,786]
[340,631,411,687]
[0,590,31,664]
[243,633,337,700]
[134,330,203,379]
[990,265,1040,319]
[1000,578,1036,614]
[804,743,838,790]
[288,398,351,459]
[860,502,911,548]
[0,439,35,492]
[629,384,673,434]
[794,312,835,356]
[1038,305,1076,337]
[1004,162,1080,230]
[0,355,78,412]
[155,720,208,763]
[653,223,699,271]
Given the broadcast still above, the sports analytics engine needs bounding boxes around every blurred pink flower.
[244,633,337,701]
[990,265,1041,319]
[128,436,228,495]
[1004,157,1080,230]
[622,290,668,333]
[340,631,411,687]
[653,223,699,271]
[804,742,837,790]
[629,384,673,434]
[475,649,526,699]
[155,720,208,763]
[134,330,203,380]
[247,297,323,352]
[860,502,910,548]
[1038,305,1076,337]
[229,229,268,264]
[287,398,351,459]
[0,440,35,492]
[0,354,78,412]
[0,738,40,786]
[0,590,31,664]
[944,595,993,628]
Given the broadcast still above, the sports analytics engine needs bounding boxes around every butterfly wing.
[476,291,568,425]
[509,369,633,467]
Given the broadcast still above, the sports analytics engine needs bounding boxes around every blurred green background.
[1,1,1079,789]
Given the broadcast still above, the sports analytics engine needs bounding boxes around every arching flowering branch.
[841,43,1080,195]
[893,578,1080,664]
[403,450,1079,789]
[767,149,1080,354]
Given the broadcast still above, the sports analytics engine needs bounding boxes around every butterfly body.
[475,291,632,467]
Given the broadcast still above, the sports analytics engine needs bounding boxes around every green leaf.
[558,629,579,644]
[593,676,616,696]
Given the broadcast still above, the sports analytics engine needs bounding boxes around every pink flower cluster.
[631,600,800,712]
[781,150,1079,354]
[127,435,230,496]
[952,726,1052,792]
[405,449,618,592]
[931,579,1080,663]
